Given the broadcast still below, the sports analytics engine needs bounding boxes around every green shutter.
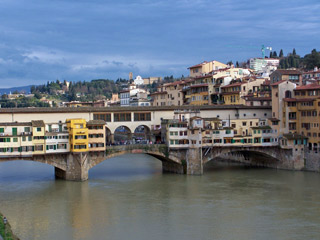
[54,145,57,150]
[46,145,49,150]
[12,128,17,136]
[0,128,4,133]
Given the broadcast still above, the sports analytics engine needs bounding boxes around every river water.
[0,154,320,240]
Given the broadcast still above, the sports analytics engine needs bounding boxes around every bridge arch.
[203,146,290,169]
[89,145,183,174]
[0,154,68,171]
[133,125,151,143]
[113,125,132,144]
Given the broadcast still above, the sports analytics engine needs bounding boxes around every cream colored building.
[87,120,106,151]
[188,60,228,77]
[150,80,185,106]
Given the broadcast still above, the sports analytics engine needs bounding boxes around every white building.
[134,75,144,85]
[250,58,279,72]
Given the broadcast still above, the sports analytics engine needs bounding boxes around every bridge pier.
[55,152,89,181]
[186,147,203,175]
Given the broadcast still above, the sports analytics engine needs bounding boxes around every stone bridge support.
[54,152,90,181]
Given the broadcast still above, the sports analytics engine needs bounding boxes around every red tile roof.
[150,91,167,96]
[274,69,302,75]
[294,83,320,90]
[188,62,206,69]
[221,82,243,88]
[190,83,208,88]
[270,80,288,86]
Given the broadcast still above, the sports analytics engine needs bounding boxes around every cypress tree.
[279,49,284,58]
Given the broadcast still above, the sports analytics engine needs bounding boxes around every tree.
[303,49,320,70]
[34,92,42,99]
[272,51,277,58]
[1,94,8,100]
[279,49,284,58]
[293,48,296,56]
[226,61,233,66]
[236,61,239,67]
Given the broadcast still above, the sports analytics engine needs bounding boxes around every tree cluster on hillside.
[0,95,50,108]
[270,48,320,70]
[31,79,123,102]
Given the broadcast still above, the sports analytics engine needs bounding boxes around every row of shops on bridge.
[0,109,309,157]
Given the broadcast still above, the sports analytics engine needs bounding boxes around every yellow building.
[283,83,320,151]
[66,119,89,152]
[188,60,228,77]
[221,82,243,105]
[32,120,46,154]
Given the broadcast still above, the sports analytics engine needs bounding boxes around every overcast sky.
[0,0,319,87]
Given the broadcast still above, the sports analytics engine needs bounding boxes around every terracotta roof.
[150,91,167,96]
[273,69,302,75]
[188,62,206,69]
[261,80,271,86]
[190,83,208,88]
[270,80,288,86]
[164,80,186,87]
[268,118,280,122]
[32,120,45,127]
[221,82,243,88]
[283,133,307,140]
[194,74,213,79]
[0,122,32,126]
[294,83,320,90]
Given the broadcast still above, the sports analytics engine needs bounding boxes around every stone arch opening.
[89,146,184,174]
[114,125,132,144]
[133,125,151,143]
[285,90,292,98]
[205,149,280,169]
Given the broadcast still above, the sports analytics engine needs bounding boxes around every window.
[134,112,151,121]
[37,127,41,132]
[24,127,30,132]
[0,128,3,133]
[13,138,18,142]
[114,113,131,122]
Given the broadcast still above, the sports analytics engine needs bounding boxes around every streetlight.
[3,217,7,240]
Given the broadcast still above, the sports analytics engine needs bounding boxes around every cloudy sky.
[0,0,319,87]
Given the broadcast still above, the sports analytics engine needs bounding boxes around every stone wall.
[305,151,320,172]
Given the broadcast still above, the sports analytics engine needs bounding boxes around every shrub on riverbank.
[0,213,20,240]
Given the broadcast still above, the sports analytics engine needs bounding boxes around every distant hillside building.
[134,76,144,85]
[270,69,302,86]
[188,60,228,77]
[250,58,279,72]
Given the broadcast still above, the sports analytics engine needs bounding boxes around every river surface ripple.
[0,154,320,240]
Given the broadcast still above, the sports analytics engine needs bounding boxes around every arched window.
[285,90,292,98]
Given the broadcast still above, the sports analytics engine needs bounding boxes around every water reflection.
[0,155,319,240]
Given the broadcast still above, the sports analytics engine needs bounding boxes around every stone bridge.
[0,144,305,181]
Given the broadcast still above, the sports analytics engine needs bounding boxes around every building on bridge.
[66,119,89,152]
